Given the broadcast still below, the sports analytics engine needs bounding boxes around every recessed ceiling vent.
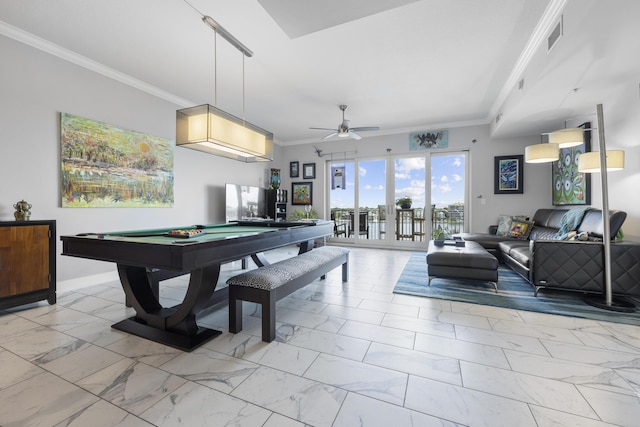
[547,16,563,53]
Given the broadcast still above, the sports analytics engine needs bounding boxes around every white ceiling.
[1,0,639,145]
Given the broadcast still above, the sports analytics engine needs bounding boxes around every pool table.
[61,220,332,350]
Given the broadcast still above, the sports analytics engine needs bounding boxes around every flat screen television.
[225,183,266,222]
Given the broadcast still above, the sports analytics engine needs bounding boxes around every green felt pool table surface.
[61,220,332,272]
[94,223,284,244]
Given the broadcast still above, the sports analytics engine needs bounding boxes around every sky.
[329,153,466,210]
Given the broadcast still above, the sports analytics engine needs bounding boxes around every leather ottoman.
[427,240,499,292]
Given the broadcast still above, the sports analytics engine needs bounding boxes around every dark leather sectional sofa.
[458,208,640,297]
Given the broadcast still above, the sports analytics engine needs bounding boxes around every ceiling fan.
[310,105,379,140]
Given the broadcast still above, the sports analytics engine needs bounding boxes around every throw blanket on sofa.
[556,207,592,240]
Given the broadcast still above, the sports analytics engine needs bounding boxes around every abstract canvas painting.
[494,155,523,194]
[60,113,174,207]
[552,146,591,205]
[409,129,448,150]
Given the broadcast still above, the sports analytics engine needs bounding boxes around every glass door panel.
[357,159,387,241]
[393,157,427,248]
[329,161,355,240]
[430,152,467,239]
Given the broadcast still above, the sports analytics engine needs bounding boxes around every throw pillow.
[508,220,534,240]
[496,215,529,236]
[496,215,512,236]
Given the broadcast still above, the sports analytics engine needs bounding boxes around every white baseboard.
[57,271,120,293]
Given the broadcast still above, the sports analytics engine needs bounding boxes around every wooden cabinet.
[0,220,56,310]
[267,189,287,221]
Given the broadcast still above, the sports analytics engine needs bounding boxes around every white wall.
[590,87,640,240]
[0,35,277,281]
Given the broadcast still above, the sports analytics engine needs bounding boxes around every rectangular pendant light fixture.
[176,10,273,162]
[176,104,273,162]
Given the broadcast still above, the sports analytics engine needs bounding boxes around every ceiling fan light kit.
[310,105,379,140]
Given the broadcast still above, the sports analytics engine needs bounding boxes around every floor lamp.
[525,104,633,312]
[578,104,633,312]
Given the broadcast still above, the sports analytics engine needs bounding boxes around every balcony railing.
[330,206,464,241]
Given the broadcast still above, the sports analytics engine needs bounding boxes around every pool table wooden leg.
[114,263,223,351]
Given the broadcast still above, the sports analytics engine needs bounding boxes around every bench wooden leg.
[229,287,243,334]
[342,254,349,282]
[262,291,277,342]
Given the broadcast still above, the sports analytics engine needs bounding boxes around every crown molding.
[487,0,567,122]
[0,20,194,108]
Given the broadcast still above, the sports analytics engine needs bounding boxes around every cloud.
[359,166,367,176]
[440,175,449,182]
[396,157,425,172]
[362,184,383,191]
[437,184,452,194]
[452,174,462,182]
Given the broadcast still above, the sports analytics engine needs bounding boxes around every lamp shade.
[176,104,273,162]
[549,128,584,148]
[578,150,625,173]
[525,143,559,163]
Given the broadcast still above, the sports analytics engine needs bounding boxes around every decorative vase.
[269,168,281,189]
[400,203,411,209]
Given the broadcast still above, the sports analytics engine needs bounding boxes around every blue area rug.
[393,253,640,326]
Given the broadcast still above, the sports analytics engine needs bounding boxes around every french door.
[327,151,467,248]
[327,156,425,249]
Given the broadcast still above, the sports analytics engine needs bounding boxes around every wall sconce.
[176,13,273,162]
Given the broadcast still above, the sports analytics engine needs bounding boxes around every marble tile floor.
[1,246,640,426]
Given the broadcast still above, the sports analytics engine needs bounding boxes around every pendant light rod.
[183,0,252,57]
[242,53,246,122]
[213,28,217,106]
[202,16,253,57]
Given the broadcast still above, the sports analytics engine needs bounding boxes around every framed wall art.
[409,129,448,150]
[292,182,312,205]
[494,155,523,194]
[60,112,174,207]
[290,161,299,178]
[303,162,316,179]
[552,125,591,205]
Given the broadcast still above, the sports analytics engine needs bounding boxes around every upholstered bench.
[227,246,349,342]
[426,240,499,292]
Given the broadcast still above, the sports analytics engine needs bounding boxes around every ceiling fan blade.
[349,126,380,132]
[310,127,338,131]
[349,132,362,140]
[321,132,338,140]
